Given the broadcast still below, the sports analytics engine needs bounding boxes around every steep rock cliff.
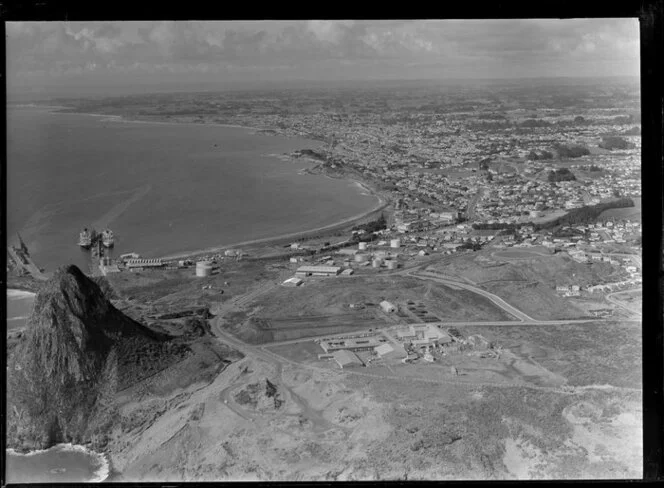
[6,265,180,451]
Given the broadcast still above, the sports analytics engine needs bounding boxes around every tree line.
[534,198,634,230]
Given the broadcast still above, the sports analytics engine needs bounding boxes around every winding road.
[606,288,642,318]
[408,269,537,322]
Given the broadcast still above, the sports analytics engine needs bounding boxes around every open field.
[219,274,515,344]
[357,375,641,480]
[460,321,641,388]
[265,341,326,364]
[599,197,641,221]
[493,250,552,259]
[251,275,515,322]
[104,260,281,313]
[428,251,626,320]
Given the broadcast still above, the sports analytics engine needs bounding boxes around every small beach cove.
[6,444,110,483]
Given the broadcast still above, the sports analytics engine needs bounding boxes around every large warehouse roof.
[332,350,363,368]
[296,265,342,274]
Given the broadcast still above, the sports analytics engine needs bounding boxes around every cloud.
[5,19,640,89]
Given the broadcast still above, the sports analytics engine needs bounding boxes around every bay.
[7,107,378,272]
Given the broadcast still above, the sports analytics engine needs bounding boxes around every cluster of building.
[315,332,407,369]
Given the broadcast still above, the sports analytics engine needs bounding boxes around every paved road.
[606,288,642,318]
[491,249,555,258]
[206,252,641,397]
[261,340,640,395]
[210,307,639,396]
[604,252,642,268]
[263,318,628,348]
[408,270,537,322]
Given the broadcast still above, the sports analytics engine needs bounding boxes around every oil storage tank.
[196,261,213,277]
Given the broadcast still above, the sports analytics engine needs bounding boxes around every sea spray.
[7,289,37,299]
[6,443,110,483]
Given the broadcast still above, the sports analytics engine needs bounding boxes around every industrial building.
[380,300,397,313]
[195,261,213,277]
[282,277,303,287]
[373,342,407,359]
[319,335,384,353]
[295,265,342,277]
[396,324,451,345]
[332,350,364,369]
[120,252,141,260]
[125,258,164,268]
[99,257,120,276]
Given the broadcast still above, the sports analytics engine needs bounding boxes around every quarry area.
[84,245,641,481]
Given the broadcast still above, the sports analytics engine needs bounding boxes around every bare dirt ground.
[93,254,642,481]
[463,321,642,388]
[218,275,514,344]
[107,356,395,481]
[104,315,642,481]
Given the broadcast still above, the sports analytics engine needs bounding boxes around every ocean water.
[6,289,36,330]
[7,107,378,272]
[6,444,109,483]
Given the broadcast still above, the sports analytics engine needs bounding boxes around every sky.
[6,19,640,97]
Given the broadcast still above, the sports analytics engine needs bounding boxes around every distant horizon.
[8,74,641,102]
[7,20,639,100]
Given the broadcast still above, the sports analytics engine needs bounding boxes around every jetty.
[7,234,48,281]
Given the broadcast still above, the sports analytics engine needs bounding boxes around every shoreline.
[26,104,388,263]
[48,106,277,134]
[7,289,37,298]
[158,185,387,261]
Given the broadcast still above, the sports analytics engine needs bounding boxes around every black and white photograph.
[5,16,649,482]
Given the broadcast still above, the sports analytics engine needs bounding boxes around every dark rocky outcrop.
[6,265,183,451]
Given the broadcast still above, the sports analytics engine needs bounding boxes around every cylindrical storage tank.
[195,261,213,277]
[372,258,382,268]
[358,242,368,251]
[387,260,397,270]
[390,238,401,248]
[354,253,369,263]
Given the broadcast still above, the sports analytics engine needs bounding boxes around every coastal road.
[261,317,633,349]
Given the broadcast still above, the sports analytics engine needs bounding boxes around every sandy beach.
[157,185,387,261]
